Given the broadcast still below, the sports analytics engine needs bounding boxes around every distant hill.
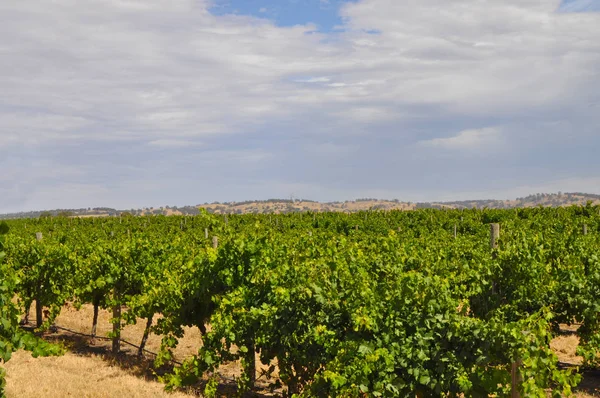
[1,192,599,219]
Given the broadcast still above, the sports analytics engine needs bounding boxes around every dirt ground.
[4,305,600,397]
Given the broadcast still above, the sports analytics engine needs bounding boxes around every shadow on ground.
[22,323,278,397]
[574,370,600,397]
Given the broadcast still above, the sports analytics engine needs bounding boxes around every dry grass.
[4,304,279,397]
[551,334,583,366]
[4,350,195,398]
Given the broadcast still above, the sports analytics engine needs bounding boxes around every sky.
[1,0,600,213]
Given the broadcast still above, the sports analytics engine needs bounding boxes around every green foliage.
[0,222,64,397]
[2,206,599,396]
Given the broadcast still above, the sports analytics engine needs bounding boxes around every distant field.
[3,192,600,219]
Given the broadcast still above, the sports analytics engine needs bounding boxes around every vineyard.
[1,205,600,397]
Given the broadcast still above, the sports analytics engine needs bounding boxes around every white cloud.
[1,0,599,211]
[294,77,331,83]
[147,139,203,148]
[419,127,502,150]
[335,0,600,113]
[202,149,272,164]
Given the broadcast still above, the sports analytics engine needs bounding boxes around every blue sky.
[209,0,600,26]
[559,0,600,12]
[209,0,355,31]
[1,0,600,213]
[209,0,600,29]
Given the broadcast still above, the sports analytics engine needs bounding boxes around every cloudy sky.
[1,0,599,212]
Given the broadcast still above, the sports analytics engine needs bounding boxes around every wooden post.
[91,302,99,342]
[205,228,209,239]
[490,223,500,294]
[583,224,588,236]
[490,223,500,249]
[35,232,43,328]
[212,236,218,249]
[35,297,43,328]
[246,341,256,388]
[138,315,154,357]
[23,302,31,325]
[511,361,521,398]
[491,222,519,398]
[112,301,121,354]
